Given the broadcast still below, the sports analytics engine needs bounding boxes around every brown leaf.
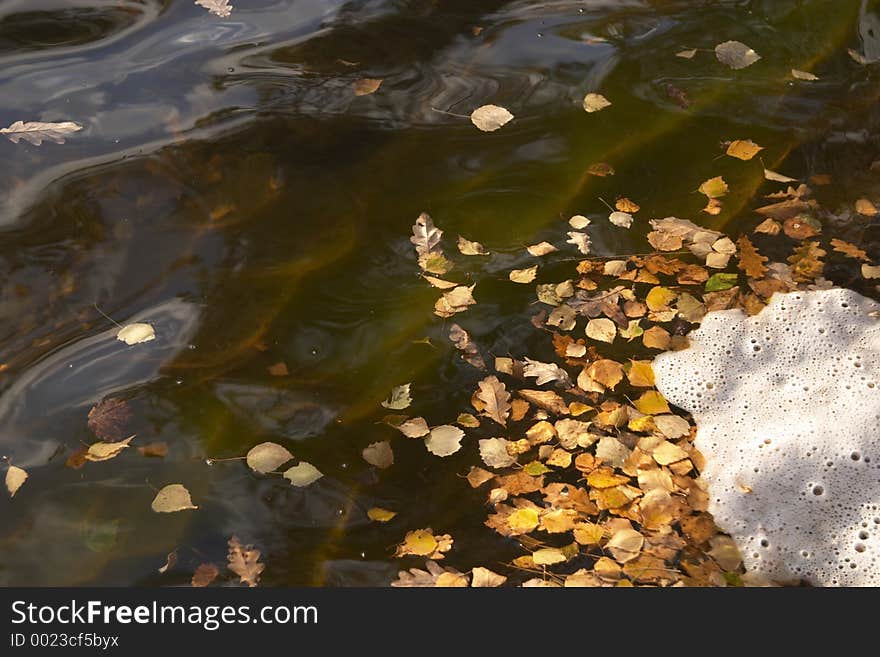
[787,241,826,282]
[830,238,869,261]
[88,398,133,441]
[353,78,383,96]
[448,323,485,369]
[517,389,568,415]
[191,563,219,587]
[0,120,83,145]
[227,535,265,587]
[736,235,768,278]
[267,362,289,376]
[138,442,169,458]
[476,375,511,426]
[753,218,781,235]
[471,105,514,132]
[642,326,671,349]
[587,162,615,177]
[782,215,821,240]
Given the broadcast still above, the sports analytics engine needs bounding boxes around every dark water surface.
[1,0,879,585]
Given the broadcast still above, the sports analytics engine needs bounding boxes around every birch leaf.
[86,435,135,462]
[283,462,323,487]
[397,417,430,438]
[582,93,611,113]
[195,0,233,17]
[586,318,616,343]
[151,484,198,513]
[791,69,818,80]
[471,105,513,132]
[699,176,728,199]
[476,375,511,426]
[527,241,557,256]
[569,215,590,229]
[381,384,412,410]
[6,465,27,497]
[434,285,476,318]
[116,323,155,345]
[479,438,517,468]
[471,567,507,587]
[246,442,293,474]
[363,441,394,468]
[726,139,762,161]
[715,40,761,69]
[0,120,82,145]
[423,275,458,289]
[606,528,644,563]
[425,425,465,457]
[764,169,798,183]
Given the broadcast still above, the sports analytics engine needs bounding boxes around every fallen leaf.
[397,417,430,438]
[646,286,676,311]
[787,241,826,282]
[654,415,691,439]
[0,120,83,145]
[425,425,464,457]
[652,440,688,465]
[754,218,781,235]
[434,285,476,318]
[363,441,394,468]
[642,326,671,349]
[736,234,768,278]
[783,214,821,239]
[381,383,412,410]
[586,318,616,343]
[856,198,878,216]
[830,238,869,261]
[423,275,458,289]
[569,215,591,229]
[676,49,697,59]
[478,438,517,468]
[715,40,761,69]
[583,93,612,113]
[85,435,135,462]
[726,139,763,161]
[791,69,818,80]
[393,561,467,587]
[863,264,880,279]
[626,360,655,387]
[267,362,289,376]
[5,464,27,497]
[705,272,739,292]
[410,212,443,258]
[151,484,198,513]
[635,391,670,415]
[353,78,383,96]
[510,266,538,284]
[158,550,177,574]
[471,105,514,132]
[606,528,644,563]
[457,413,480,428]
[587,162,615,177]
[283,462,323,487]
[395,528,453,559]
[609,211,634,228]
[523,358,569,385]
[566,231,592,254]
[367,507,398,522]
[457,235,488,255]
[471,567,507,587]
[227,535,264,587]
[533,547,568,565]
[191,563,219,587]
[116,323,155,345]
[527,241,557,256]
[586,359,624,390]
[476,376,511,426]
[764,169,798,183]
[699,176,729,199]
[246,442,293,474]
[87,398,133,441]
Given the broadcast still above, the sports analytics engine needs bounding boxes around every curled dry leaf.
[86,435,135,462]
[283,462,323,487]
[457,235,488,255]
[715,40,761,69]
[381,383,412,410]
[434,285,476,318]
[0,120,82,145]
[195,0,233,18]
[353,78,383,96]
[609,211,633,228]
[116,323,155,345]
[582,93,611,113]
[449,323,486,370]
[764,169,798,183]
[151,484,198,513]
[6,464,27,497]
[227,535,264,587]
[362,440,394,468]
[470,105,514,132]
[425,425,464,457]
[87,398,133,442]
[510,266,538,284]
[523,358,569,385]
[191,563,219,587]
[476,375,511,426]
[791,69,818,81]
[527,241,557,256]
[566,231,591,255]
[410,212,443,258]
[246,442,293,474]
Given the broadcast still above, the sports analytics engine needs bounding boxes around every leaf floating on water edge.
[582,93,611,113]
[85,435,135,462]
[191,563,219,587]
[227,535,264,587]
[5,464,27,497]
[87,398,133,442]
[283,462,323,487]
[0,120,82,145]
[362,440,394,468]
[195,0,233,18]
[715,40,761,69]
[246,442,293,474]
[791,69,818,81]
[470,105,513,132]
[151,484,198,513]
[381,383,412,410]
[116,323,155,345]
[425,425,465,457]
[353,78,383,96]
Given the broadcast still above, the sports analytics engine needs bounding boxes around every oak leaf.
[227,535,264,587]
[476,375,511,426]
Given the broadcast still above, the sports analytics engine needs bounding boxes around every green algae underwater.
[0,0,878,586]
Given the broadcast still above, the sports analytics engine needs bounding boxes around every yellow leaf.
[698,176,728,199]
[586,359,624,390]
[151,484,198,513]
[587,468,630,489]
[652,440,689,465]
[574,523,605,545]
[615,197,640,213]
[86,435,135,462]
[510,266,538,284]
[634,391,671,415]
[533,548,567,565]
[582,93,612,113]
[367,507,397,522]
[5,465,28,497]
[471,567,507,587]
[470,105,514,132]
[726,139,763,161]
[646,286,676,311]
[626,360,655,387]
[399,529,438,556]
[508,508,540,533]
[606,528,644,563]
[627,415,656,433]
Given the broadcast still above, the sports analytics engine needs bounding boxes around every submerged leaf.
[362,441,394,468]
[353,78,383,96]
[88,398,133,442]
[715,40,761,69]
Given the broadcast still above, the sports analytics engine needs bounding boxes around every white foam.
[653,288,880,586]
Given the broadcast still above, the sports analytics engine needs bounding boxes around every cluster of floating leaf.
[374,142,879,587]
